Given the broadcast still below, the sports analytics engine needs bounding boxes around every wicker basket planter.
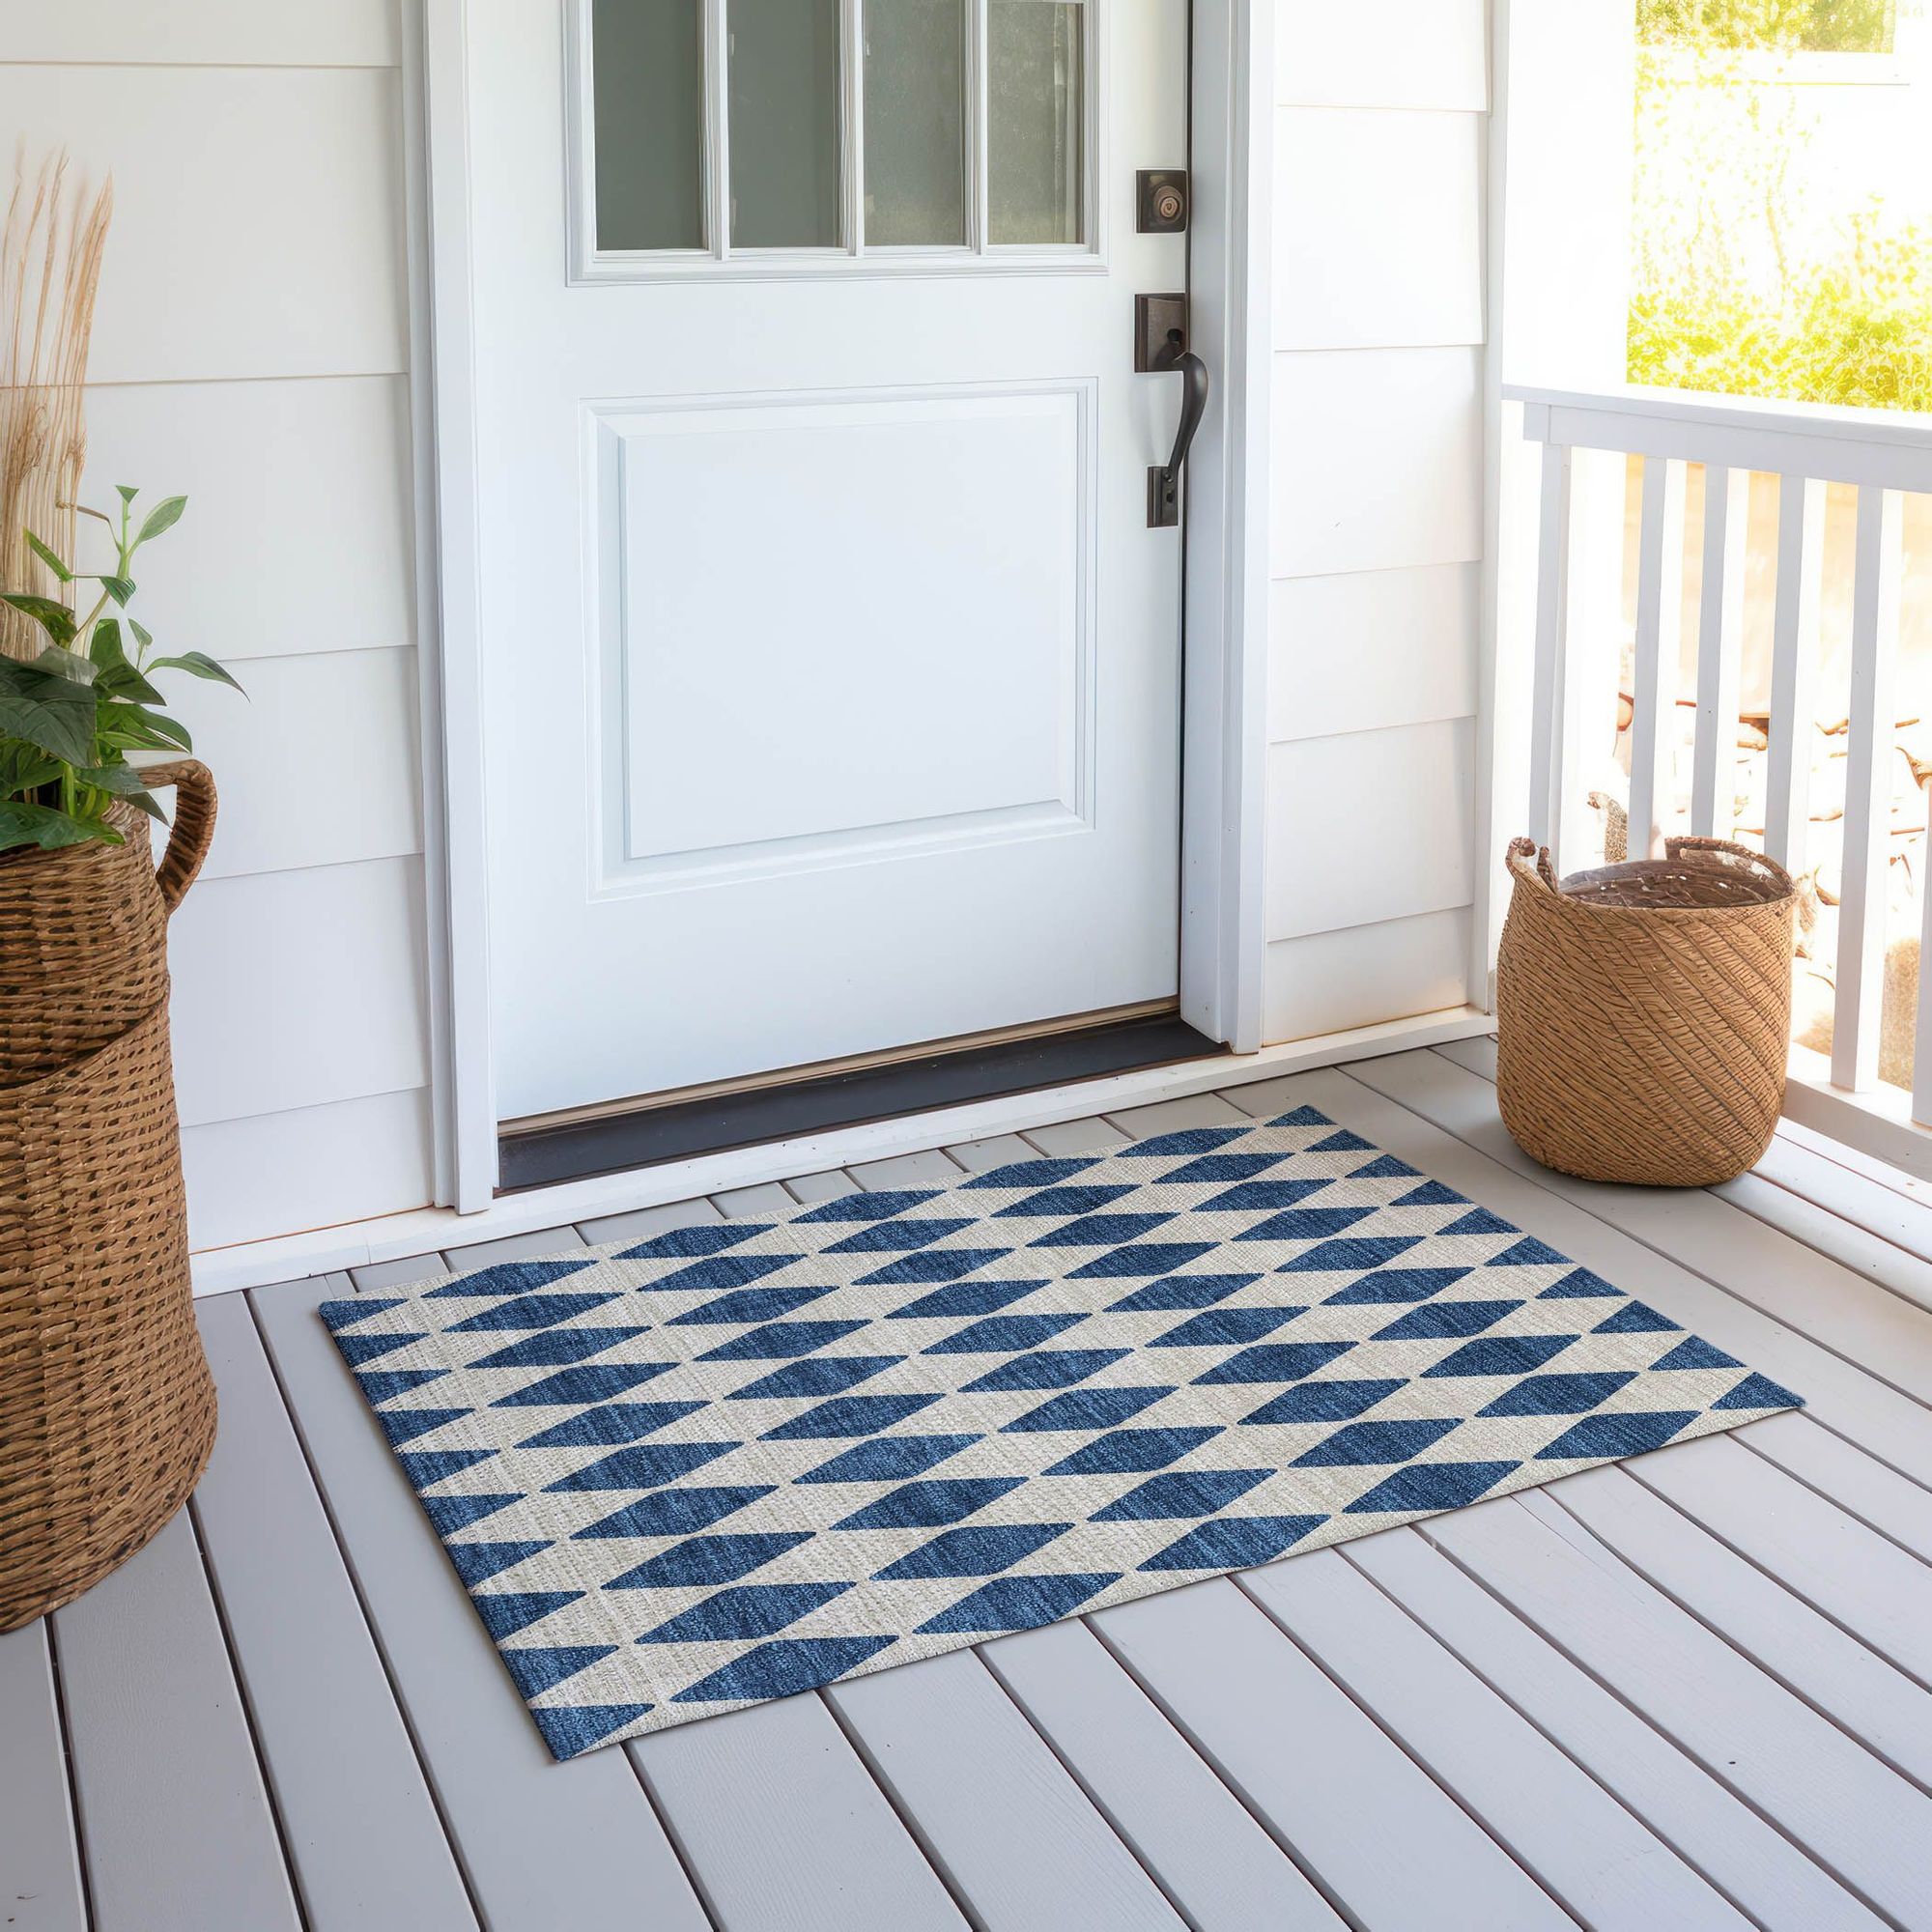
[0,760,219,1631]
[1495,834,1798,1188]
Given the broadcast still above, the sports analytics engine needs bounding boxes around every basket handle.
[140,757,217,916]
[1505,836,1560,894]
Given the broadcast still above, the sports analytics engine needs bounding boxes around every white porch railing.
[1505,383,1932,1177]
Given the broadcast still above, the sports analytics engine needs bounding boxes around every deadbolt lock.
[1137,170,1188,234]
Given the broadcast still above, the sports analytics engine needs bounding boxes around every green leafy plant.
[1630,217,1932,409]
[0,488,242,855]
[1637,0,1894,53]
[1628,0,1929,412]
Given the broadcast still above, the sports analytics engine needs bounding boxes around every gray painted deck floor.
[9,1041,1932,1932]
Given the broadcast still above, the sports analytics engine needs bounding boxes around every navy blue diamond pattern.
[321,1104,1803,1760]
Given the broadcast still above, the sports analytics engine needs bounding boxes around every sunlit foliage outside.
[1629,0,1932,411]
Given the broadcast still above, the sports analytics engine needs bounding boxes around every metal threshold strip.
[497,1008,1225,1195]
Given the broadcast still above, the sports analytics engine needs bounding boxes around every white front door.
[469,0,1192,1123]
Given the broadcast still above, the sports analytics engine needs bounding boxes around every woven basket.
[1,760,219,1631]
[1495,834,1798,1187]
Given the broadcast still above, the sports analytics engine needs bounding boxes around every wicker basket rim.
[0,796,146,874]
[1506,836,1797,921]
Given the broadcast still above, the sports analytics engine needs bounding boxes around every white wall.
[0,5,439,1249]
[1262,0,1491,1043]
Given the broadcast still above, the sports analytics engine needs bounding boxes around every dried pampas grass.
[1,148,112,661]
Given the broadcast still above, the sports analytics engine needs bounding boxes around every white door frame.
[406,0,1274,1212]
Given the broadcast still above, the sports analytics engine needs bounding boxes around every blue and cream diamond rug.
[322,1106,1801,1760]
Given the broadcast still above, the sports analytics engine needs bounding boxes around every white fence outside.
[1507,383,1932,1176]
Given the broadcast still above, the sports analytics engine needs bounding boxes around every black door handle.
[1148,347,1208,527]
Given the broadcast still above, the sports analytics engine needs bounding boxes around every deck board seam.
[1076,1612,1375,1932]
[41,1610,99,1932]
[964,1640,1206,1932]
[1722,1170,1932,1319]
[1410,1503,1897,1923]
[1600,1467,1932,1724]
[812,1683,993,1932]
[1783,1408,1932,1498]
[1225,1567,1588,1929]
[182,1491,314,1932]
[241,1283,491,1930]
[618,1747,726,1932]
[1332,1532,1779,1931]
[1728,1429,1932,1569]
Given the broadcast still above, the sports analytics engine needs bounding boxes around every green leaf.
[23,531,71,582]
[88,620,163,705]
[152,650,245,694]
[114,484,138,506]
[0,801,121,854]
[0,743,61,796]
[77,760,143,793]
[95,704,176,754]
[129,619,154,652]
[77,768,166,821]
[98,574,136,607]
[0,655,96,764]
[97,702,191,754]
[0,592,77,646]
[133,495,186,546]
[31,643,99,686]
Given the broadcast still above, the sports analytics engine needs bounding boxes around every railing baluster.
[1765,473,1827,873]
[1629,455,1685,861]
[1690,468,1749,839]
[1833,488,1904,1093]
[1526,439,1573,860]
[1917,798,1932,1126]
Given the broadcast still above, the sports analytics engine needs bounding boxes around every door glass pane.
[988,0,1084,245]
[864,0,967,247]
[728,0,843,248]
[592,0,705,251]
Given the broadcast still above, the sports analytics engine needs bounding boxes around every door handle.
[1148,346,1208,528]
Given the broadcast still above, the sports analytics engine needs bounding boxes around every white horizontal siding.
[167,858,430,1130]
[1264,909,1474,1043]
[81,378,415,662]
[1270,348,1484,579]
[1269,563,1479,743]
[0,25,441,1247]
[0,0,398,66]
[1264,5,1490,1044]
[0,65,407,384]
[181,1089,433,1253]
[1276,0,1489,111]
[1265,720,1477,939]
[1274,110,1484,351]
[164,648,422,882]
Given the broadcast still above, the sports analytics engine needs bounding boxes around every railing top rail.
[1504,382,1932,450]
[1505,383,1932,491]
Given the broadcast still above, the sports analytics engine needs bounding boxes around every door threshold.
[497,1011,1225,1195]
[187,1008,1498,1297]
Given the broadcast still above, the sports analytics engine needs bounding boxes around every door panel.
[606,386,1088,870]
[474,0,1189,1121]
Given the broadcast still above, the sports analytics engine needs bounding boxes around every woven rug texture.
[322,1106,1801,1759]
